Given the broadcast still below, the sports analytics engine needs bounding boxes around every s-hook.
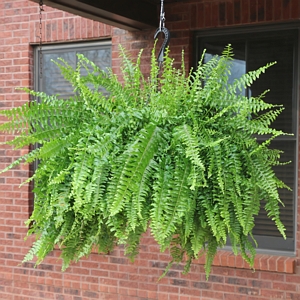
[154,0,170,69]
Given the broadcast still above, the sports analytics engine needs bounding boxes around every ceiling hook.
[154,0,170,68]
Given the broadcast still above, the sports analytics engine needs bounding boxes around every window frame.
[194,23,299,255]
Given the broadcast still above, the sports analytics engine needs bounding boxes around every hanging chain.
[39,0,44,78]
[159,0,165,31]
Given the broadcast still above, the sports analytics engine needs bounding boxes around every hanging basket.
[0,45,289,278]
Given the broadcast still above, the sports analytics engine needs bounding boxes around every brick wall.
[0,0,300,299]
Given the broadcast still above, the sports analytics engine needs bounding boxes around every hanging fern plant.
[0,45,290,278]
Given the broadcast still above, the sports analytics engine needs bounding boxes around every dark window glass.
[196,29,297,252]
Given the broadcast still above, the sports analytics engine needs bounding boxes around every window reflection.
[39,44,111,99]
[204,42,246,96]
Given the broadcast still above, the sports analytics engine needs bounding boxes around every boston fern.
[0,45,290,278]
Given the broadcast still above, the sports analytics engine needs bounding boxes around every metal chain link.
[39,0,44,78]
[159,0,165,30]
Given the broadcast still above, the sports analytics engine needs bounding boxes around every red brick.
[127,288,138,297]
[157,293,169,300]
[285,258,296,273]
[219,2,226,26]
[202,290,224,299]
[277,256,287,272]
[249,279,271,289]
[209,1,218,27]
[137,289,148,298]
[204,1,212,27]
[286,293,300,300]
[225,277,247,286]
[159,285,179,294]
[197,3,204,28]
[291,0,300,18]
[138,282,158,291]
[212,266,235,277]
[274,0,282,20]
[241,0,250,23]
[261,289,285,298]
[257,0,265,21]
[260,271,285,282]
[180,287,201,297]
[282,0,291,19]
[119,264,138,273]
[227,253,236,267]
[92,20,99,38]
[226,1,234,25]
[235,255,245,269]
[273,282,297,292]
[190,4,197,28]
[213,282,235,293]
[212,254,221,266]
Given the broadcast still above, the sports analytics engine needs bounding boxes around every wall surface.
[1,0,300,299]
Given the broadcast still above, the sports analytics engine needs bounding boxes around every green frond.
[173,124,204,169]
[190,215,208,256]
[107,123,164,216]
[159,157,192,248]
[204,237,218,280]
[39,138,70,159]
[230,61,276,95]
[71,151,94,209]
[182,188,197,241]
[247,108,285,135]
[127,158,156,230]
[150,156,173,242]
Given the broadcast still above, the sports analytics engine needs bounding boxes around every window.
[33,40,111,181]
[34,40,111,97]
[195,26,298,253]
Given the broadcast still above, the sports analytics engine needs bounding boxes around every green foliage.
[0,44,290,279]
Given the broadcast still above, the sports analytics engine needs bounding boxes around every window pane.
[81,48,111,71]
[38,43,111,99]
[197,29,297,251]
[80,48,111,94]
[253,140,295,238]
[248,35,294,133]
[203,41,246,95]
[41,51,76,98]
